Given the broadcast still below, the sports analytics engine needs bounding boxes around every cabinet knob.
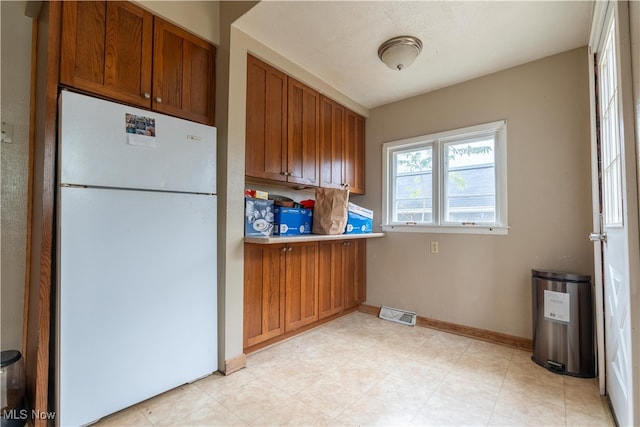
[281,247,287,252]
[281,172,288,176]
[155,97,162,103]
[143,92,151,99]
[287,247,293,252]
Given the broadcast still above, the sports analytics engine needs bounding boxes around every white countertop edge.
[244,232,386,244]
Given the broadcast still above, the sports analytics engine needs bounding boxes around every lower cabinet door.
[344,240,366,310]
[244,239,365,350]
[244,244,285,348]
[318,241,345,319]
[285,242,319,331]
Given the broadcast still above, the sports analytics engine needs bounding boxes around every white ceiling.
[233,0,594,109]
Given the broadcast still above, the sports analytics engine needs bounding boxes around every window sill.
[381,224,509,235]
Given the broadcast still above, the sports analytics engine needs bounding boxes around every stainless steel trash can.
[531,269,595,377]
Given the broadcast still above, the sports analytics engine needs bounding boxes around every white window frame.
[382,120,509,235]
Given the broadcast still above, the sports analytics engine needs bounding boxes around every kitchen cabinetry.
[318,97,365,194]
[344,110,366,194]
[319,96,346,191]
[318,239,365,318]
[317,241,345,319]
[60,1,216,125]
[246,55,363,192]
[245,54,288,181]
[244,244,286,348]
[152,17,215,125]
[245,55,319,186]
[61,1,153,108]
[343,239,366,309]
[244,238,369,351]
[287,78,320,186]
[284,242,318,331]
[244,242,319,348]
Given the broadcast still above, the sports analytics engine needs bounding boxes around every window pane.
[393,147,432,223]
[382,120,507,231]
[394,173,432,222]
[445,138,496,223]
[395,148,432,174]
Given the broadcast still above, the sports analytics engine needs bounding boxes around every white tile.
[336,395,418,426]
[411,389,493,426]
[94,313,614,427]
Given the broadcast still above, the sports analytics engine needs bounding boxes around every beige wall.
[216,1,257,369]
[135,1,220,44]
[357,47,594,339]
[1,1,33,351]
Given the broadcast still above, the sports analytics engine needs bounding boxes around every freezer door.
[59,90,216,193]
[57,187,217,427]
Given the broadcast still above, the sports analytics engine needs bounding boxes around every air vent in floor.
[379,306,417,326]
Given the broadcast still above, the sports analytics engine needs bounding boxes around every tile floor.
[95,312,614,426]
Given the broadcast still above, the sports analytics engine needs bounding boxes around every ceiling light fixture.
[378,35,423,71]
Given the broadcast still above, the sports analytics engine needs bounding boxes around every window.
[382,120,508,234]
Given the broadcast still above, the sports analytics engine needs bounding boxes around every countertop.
[244,232,385,244]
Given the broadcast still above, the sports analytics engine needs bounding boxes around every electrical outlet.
[430,241,439,254]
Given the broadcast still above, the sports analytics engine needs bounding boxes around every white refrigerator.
[56,91,218,426]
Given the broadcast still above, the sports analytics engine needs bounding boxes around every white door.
[589,2,639,426]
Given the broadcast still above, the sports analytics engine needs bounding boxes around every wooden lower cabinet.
[243,244,285,348]
[319,239,366,316]
[244,239,366,351]
[284,242,319,331]
[318,241,345,319]
[343,239,366,310]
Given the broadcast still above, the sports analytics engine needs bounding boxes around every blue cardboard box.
[245,197,275,237]
[344,202,373,234]
[274,207,313,235]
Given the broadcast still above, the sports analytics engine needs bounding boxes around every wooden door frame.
[22,2,61,426]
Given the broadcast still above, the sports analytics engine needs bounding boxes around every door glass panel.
[599,20,623,227]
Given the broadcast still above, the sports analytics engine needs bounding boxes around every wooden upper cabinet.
[60,1,153,108]
[153,17,216,125]
[319,96,365,194]
[319,96,346,190]
[245,55,288,182]
[344,110,366,194]
[61,2,216,125]
[287,78,320,186]
[245,54,364,192]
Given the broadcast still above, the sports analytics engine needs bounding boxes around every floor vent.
[379,306,417,326]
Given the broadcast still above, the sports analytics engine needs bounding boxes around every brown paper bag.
[312,188,349,234]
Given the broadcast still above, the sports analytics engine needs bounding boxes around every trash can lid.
[532,269,591,283]
[1,350,22,368]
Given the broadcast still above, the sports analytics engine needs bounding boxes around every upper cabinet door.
[319,96,346,190]
[152,17,216,125]
[245,55,288,182]
[61,1,153,108]
[344,110,366,194]
[288,78,320,186]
